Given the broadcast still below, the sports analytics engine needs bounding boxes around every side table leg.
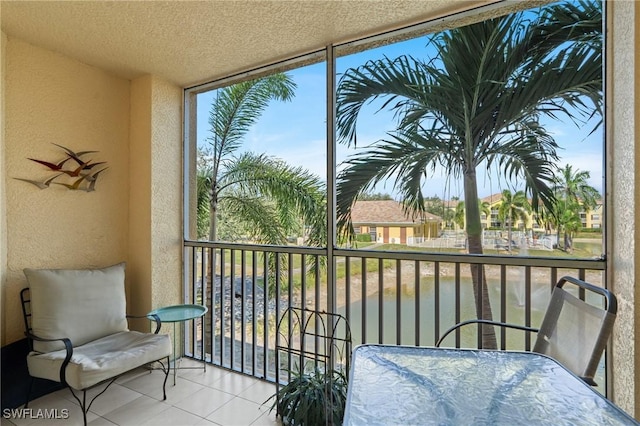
[201,317,206,372]
[173,322,177,386]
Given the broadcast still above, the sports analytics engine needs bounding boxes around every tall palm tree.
[454,202,466,231]
[454,199,490,231]
[199,75,327,299]
[553,164,600,210]
[551,164,600,250]
[335,1,602,348]
[497,190,531,252]
[556,201,583,253]
[201,74,326,247]
[196,154,212,240]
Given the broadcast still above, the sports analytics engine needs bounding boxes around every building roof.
[351,200,441,225]
[481,193,503,204]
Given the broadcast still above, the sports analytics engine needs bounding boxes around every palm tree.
[201,74,326,247]
[453,199,490,231]
[199,75,327,297]
[555,201,583,253]
[553,164,599,209]
[551,164,600,250]
[454,202,465,231]
[335,1,602,348]
[196,154,212,240]
[497,190,531,252]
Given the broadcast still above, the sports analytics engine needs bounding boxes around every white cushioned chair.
[20,263,171,425]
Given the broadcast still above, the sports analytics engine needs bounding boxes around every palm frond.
[552,163,600,210]
[208,74,296,168]
[336,131,451,240]
[336,55,434,147]
[220,194,287,245]
[218,152,326,250]
[335,0,601,238]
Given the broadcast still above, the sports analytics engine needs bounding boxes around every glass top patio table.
[343,344,638,426]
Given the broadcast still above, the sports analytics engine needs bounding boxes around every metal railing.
[182,240,606,383]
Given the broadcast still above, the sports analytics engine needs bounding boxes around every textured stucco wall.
[149,77,182,312]
[128,75,181,330]
[1,39,182,343]
[608,0,638,417]
[636,5,640,416]
[3,38,130,345]
[128,76,153,323]
[1,31,7,343]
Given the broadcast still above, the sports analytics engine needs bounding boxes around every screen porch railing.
[182,240,606,384]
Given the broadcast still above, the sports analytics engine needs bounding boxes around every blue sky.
[196,31,603,201]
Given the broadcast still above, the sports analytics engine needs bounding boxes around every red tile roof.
[481,193,503,204]
[350,200,441,225]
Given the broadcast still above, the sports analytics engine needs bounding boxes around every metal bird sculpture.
[53,174,94,190]
[56,144,106,173]
[15,143,108,191]
[57,160,106,178]
[85,167,108,192]
[29,144,102,174]
[13,173,63,189]
[51,143,98,164]
[27,157,72,171]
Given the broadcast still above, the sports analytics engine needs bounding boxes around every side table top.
[147,304,208,322]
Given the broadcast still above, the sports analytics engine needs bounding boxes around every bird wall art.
[14,144,108,192]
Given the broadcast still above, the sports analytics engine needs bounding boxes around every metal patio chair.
[436,276,617,386]
[20,263,171,425]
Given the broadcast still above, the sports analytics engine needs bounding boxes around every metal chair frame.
[436,276,617,386]
[20,288,170,426]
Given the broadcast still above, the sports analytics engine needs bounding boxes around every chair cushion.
[27,330,171,389]
[24,263,128,353]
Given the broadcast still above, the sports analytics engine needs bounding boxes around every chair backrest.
[533,276,617,385]
[22,263,129,353]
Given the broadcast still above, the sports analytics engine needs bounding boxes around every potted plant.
[267,367,348,425]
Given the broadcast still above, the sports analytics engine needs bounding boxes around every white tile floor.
[2,359,280,426]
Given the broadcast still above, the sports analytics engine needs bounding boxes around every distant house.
[478,193,604,231]
[351,200,442,244]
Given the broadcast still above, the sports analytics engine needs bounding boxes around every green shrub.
[355,233,371,242]
[577,228,603,234]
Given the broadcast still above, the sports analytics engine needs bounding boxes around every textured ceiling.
[0,0,500,87]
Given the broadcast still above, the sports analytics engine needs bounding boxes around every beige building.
[447,193,604,232]
[351,200,441,244]
[581,199,604,229]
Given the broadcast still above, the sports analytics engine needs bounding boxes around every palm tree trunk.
[464,171,497,349]
[209,196,218,242]
[208,196,219,284]
[205,195,218,363]
[569,233,574,252]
